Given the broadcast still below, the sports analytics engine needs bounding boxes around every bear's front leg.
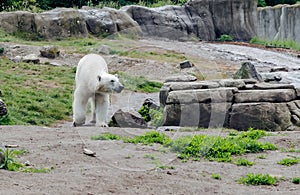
[73,88,89,127]
[95,93,109,127]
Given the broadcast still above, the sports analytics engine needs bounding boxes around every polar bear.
[72,54,124,127]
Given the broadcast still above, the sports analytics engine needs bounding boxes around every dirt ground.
[1,38,300,194]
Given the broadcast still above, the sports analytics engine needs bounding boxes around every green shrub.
[235,158,254,166]
[238,173,278,186]
[0,148,49,173]
[292,177,300,184]
[0,47,4,54]
[211,173,222,180]
[277,157,300,166]
[91,132,122,140]
[124,131,171,145]
[0,114,14,125]
[218,34,233,42]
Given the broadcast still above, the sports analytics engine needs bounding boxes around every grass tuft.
[277,157,300,166]
[238,173,278,186]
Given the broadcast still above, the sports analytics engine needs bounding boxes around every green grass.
[235,158,254,166]
[0,148,49,173]
[166,129,277,162]
[92,129,277,163]
[124,131,171,145]
[277,157,300,166]
[211,173,222,180]
[250,36,300,51]
[257,154,266,159]
[238,173,278,186]
[0,57,75,126]
[91,132,122,141]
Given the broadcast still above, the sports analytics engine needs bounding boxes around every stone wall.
[257,4,300,43]
[160,78,300,131]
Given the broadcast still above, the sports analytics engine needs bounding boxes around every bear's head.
[96,72,124,93]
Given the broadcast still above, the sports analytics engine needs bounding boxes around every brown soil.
[1,38,300,194]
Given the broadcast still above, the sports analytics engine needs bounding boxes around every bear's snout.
[115,84,124,93]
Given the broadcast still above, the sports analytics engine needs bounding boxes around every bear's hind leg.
[73,88,89,126]
[95,93,109,127]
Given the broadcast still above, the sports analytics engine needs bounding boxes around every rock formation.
[160,78,300,131]
[123,0,257,41]
[0,0,257,41]
[258,4,300,43]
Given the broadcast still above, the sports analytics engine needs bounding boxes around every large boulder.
[79,7,141,36]
[0,99,7,116]
[123,0,257,41]
[229,102,293,131]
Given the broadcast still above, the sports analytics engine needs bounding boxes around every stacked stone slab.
[160,77,300,131]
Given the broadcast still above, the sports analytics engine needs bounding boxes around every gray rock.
[163,102,231,128]
[258,4,300,43]
[98,45,111,55]
[233,62,263,81]
[164,75,197,82]
[234,89,296,103]
[166,88,235,104]
[0,99,7,116]
[79,7,141,37]
[11,56,23,63]
[229,102,292,131]
[22,54,40,64]
[0,151,4,164]
[35,8,88,39]
[142,98,160,110]
[179,60,193,69]
[253,83,295,90]
[40,45,60,58]
[123,0,257,41]
[109,109,147,128]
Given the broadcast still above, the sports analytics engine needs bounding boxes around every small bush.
[277,157,300,166]
[218,34,233,42]
[238,173,278,186]
[0,148,49,173]
[212,173,222,180]
[0,47,4,54]
[292,177,300,184]
[124,131,171,145]
[0,114,14,125]
[235,158,254,166]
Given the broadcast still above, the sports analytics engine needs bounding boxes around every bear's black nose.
[116,85,124,93]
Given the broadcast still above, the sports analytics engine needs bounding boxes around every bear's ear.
[97,75,101,82]
[114,74,119,78]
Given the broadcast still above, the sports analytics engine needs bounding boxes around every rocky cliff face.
[123,0,257,41]
[0,0,257,41]
[0,7,141,39]
[257,4,300,42]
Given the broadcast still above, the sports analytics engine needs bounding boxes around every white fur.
[73,54,124,127]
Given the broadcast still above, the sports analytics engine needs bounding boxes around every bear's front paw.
[96,122,108,127]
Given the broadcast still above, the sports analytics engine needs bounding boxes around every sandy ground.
[1,126,300,195]
[1,38,300,194]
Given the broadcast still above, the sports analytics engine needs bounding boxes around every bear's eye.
[110,80,115,83]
